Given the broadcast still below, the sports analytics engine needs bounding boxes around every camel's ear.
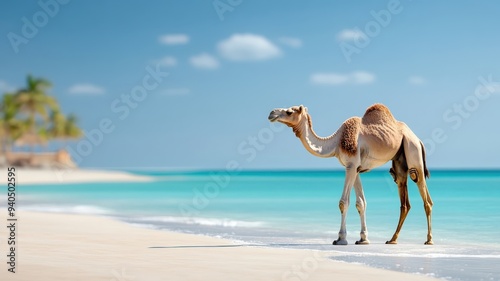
[299,105,304,113]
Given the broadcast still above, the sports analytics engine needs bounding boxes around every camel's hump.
[362,103,396,124]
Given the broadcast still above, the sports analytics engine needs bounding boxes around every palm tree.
[15,75,59,135]
[14,75,60,152]
[47,110,82,143]
[0,75,83,167]
[64,113,82,140]
[48,109,67,139]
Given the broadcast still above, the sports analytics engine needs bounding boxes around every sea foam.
[135,216,264,228]
[23,205,112,215]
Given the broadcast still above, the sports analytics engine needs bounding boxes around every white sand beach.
[1,169,444,280]
[0,211,438,281]
[19,168,152,185]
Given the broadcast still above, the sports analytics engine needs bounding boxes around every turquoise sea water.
[16,170,500,280]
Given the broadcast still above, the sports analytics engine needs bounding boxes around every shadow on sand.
[149,243,327,249]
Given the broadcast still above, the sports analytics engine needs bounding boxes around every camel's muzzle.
[268,111,280,122]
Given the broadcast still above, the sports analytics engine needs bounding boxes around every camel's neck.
[291,114,339,158]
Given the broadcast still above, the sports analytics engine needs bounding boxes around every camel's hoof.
[355,239,370,245]
[424,240,434,245]
[385,240,397,245]
[333,239,348,245]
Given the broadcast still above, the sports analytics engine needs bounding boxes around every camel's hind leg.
[412,168,433,245]
[386,151,410,244]
[403,136,434,245]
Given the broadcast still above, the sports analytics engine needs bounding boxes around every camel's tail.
[420,140,430,179]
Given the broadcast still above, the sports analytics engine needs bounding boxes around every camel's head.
[268,105,308,126]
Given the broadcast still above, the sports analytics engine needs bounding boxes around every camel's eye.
[286,110,293,116]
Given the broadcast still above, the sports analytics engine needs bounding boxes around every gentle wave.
[136,216,264,228]
[331,251,500,259]
[125,223,159,230]
[23,205,112,215]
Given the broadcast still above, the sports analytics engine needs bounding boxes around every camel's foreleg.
[353,174,370,244]
[333,166,357,246]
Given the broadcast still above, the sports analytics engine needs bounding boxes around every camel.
[268,103,433,245]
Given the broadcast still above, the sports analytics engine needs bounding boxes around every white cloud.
[68,83,105,95]
[218,33,282,61]
[278,37,302,48]
[408,76,427,85]
[156,56,177,67]
[162,88,190,96]
[337,29,366,41]
[0,80,15,93]
[159,34,189,45]
[190,53,220,69]
[310,71,375,85]
[351,72,375,84]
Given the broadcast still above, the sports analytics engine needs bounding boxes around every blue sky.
[1,0,500,169]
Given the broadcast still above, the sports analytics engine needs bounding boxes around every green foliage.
[0,75,82,151]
